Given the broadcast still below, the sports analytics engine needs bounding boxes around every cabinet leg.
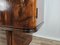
[6,31,12,45]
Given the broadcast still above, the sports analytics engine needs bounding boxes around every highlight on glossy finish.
[0,0,10,11]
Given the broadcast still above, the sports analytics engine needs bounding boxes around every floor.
[0,31,60,45]
[0,31,7,45]
[30,36,60,45]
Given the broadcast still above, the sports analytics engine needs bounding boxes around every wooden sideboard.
[0,0,36,45]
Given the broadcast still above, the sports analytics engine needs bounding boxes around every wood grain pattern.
[6,31,12,45]
[0,0,36,32]
[12,31,32,45]
[0,0,36,45]
[6,31,32,45]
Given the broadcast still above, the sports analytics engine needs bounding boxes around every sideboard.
[0,0,36,45]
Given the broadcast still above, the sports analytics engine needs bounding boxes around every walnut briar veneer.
[0,0,36,45]
[0,0,37,32]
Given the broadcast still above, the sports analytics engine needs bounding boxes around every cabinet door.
[7,0,36,32]
[11,0,37,32]
[0,0,36,32]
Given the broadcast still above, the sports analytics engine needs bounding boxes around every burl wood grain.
[0,0,36,32]
[12,0,36,30]
[0,0,36,45]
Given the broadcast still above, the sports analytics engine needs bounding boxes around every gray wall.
[33,0,60,41]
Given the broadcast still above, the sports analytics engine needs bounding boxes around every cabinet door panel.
[0,0,37,32]
[12,0,36,32]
